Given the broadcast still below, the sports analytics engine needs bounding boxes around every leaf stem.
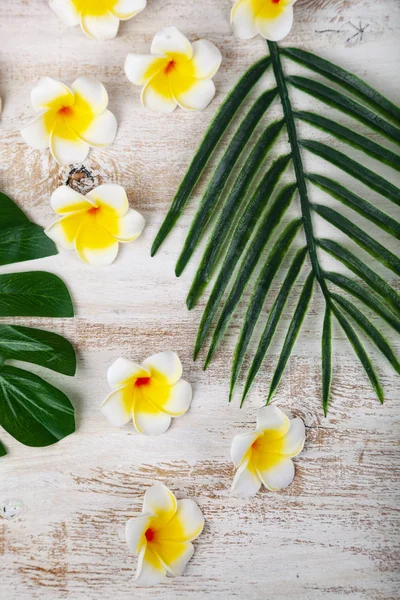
[268,42,329,300]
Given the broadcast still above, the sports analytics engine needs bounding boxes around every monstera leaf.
[0,192,75,456]
[152,42,400,413]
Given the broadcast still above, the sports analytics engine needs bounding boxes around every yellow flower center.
[70,0,118,17]
[251,0,285,18]
[250,431,285,471]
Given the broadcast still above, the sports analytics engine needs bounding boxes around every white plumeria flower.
[231,0,297,42]
[20,76,117,165]
[231,405,305,497]
[125,26,222,113]
[50,0,146,40]
[126,483,204,587]
[46,184,145,265]
[101,352,192,435]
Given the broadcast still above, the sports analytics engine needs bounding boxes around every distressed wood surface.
[1,0,400,598]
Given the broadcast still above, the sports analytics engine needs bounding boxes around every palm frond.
[152,41,400,413]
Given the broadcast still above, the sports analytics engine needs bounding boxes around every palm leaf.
[152,41,400,413]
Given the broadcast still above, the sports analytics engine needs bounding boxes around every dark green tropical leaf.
[0,365,75,447]
[332,294,400,374]
[268,272,315,402]
[322,305,332,416]
[0,440,7,457]
[301,140,400,206]
[317,239,400,313]
[153,41,400,413]
[324,272,400,335]
[176,89,277,276]
[289,77,400,145]
[230,219,302,398]
[314,205,400,276]
[187,119,284,308]
[297,113,400,171]
[308,175,400,238]
[151,56,271,255]
[0,192,57,266]
[242,248,307,405]
[332,306,384,403]
[281,47,400,122]
[0,325,76,376]
[194,154,291,359]
[0,271,74,317]
[205,189,298,367]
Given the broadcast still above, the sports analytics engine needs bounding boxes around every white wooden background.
[1,1,399,598]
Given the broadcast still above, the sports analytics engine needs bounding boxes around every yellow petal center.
[250,431,285,471]
[251,0,285,18]
[71,0,118,16]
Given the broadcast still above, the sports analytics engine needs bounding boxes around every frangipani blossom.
[126,483,204,586]
[231,0,297,42]
[46,184,144,265]
[101,352,192,435]
[125,26,222,113]
[231,405,305,497]
[21,76,117,165]
[50,0,147,40]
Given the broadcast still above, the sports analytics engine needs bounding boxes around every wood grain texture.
[0,0,399,598]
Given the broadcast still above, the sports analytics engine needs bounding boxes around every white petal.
[86,184,129,216]
[257,457,295,491]
[78,110,117,147]
[100,387,132,427]
[50,130,90,166]
[49,0,80,26]
[256,405,290,436]
[281,417,306,457]
[230,431,259,467]
[107,357,149,388]
[151,26,192,59]
[125,54,166,86]
[191,40,222,80]
[158,499,204,542]
[231,459,261,498]
[113,209,145,242]
[154,541,194,577]
[31,77,74,112]
[80,12,120,41]
[45,213,85,250]
[231,0,258,40]
[111,0,147,19]
[135,546,166,587]
[141,75,177,113]
[126,514,153,554]
[133,402,172,436]
[142,351,183,386]
[173,79,216,111]
[256,5,294,42]
[142,483,177,527]
[71,76,109,115]
[20,113,51,149]
[159,379,192,417]
[50,185,93,214]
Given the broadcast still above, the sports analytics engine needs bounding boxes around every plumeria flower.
[231,405,305,497]
[126,483,204,586]
[20,76,117,165]
[101,352,192,435]
[125,26,222,113]
[46,184,144,265]
[231,0,297,42]
[50,0,147,40]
